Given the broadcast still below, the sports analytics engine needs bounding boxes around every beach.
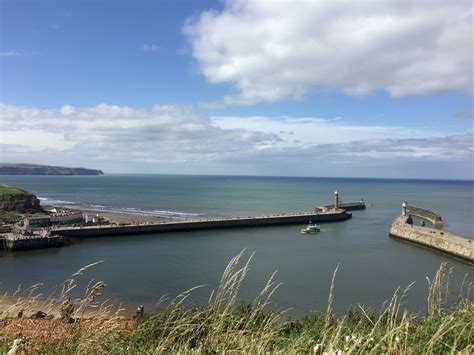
[80,209,173,225]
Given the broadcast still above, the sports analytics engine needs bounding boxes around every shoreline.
[81,208,174,225]
[0,293,136,320]
[45,205,176,225]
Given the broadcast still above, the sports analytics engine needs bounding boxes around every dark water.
[0,175,472,316]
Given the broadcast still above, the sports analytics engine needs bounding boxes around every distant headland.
[0,163,104,176]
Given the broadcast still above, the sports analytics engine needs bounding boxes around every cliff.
[0,163,104,176]
[0,185,43,213]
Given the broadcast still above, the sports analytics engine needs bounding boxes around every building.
[84,213,103,224]
[50,209,83,225]
[24,215,51,229]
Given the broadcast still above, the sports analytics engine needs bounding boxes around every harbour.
[0,174,472,317]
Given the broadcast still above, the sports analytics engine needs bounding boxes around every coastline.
[45,205,175,225]
[81,208,174,225]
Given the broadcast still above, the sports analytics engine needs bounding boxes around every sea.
[0,174,472,316]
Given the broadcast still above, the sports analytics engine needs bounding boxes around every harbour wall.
[405,206,444,229]
[2,234,71,251]
[389,214,473,265]
[320,202,366,211]
[55,210,352,238]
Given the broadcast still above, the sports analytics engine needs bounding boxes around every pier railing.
[406,206,443,228]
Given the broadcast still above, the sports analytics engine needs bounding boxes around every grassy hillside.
[0,255,472,353]
[0,185,43,221]
[0,185,29,196]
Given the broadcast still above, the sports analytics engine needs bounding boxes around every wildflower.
[345,335,351,343]
[313,344,321,353]
[7,339,22,355]
[395,336,400,342]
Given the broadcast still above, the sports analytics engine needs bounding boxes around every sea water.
[0,174,472,316]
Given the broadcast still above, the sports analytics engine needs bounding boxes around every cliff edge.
[0,163,104,176]
[0,185,43,213]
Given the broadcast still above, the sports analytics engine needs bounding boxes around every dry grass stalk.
[324,263,339,330]
[1,256,472,353]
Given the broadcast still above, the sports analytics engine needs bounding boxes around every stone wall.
[3,235,70,251]
[405,206,444,229]
[390,215,473,265]
[55,211,351,238]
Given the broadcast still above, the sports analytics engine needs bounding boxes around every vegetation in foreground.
[0,254,472,354]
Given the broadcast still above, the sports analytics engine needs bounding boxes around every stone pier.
[54,209,352,238]
[389,205,473,265]
[1,233,71,251]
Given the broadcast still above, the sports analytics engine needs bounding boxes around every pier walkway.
[389,205,473,265]
[319,201,366,211]
[54,209,352,238]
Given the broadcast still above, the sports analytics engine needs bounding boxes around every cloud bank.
[0,103,472,179]
[185,0,473,104]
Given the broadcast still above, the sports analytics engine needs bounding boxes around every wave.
[38,197,76,205]
[38,196,206,219]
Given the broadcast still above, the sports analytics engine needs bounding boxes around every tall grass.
[0,253,472,353]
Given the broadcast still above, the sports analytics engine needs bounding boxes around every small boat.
[300,222,321,234]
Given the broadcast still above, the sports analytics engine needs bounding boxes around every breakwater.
[1,233,71,251]
[54,210,352,238]
[405,206,443,229]
[320,201,366,211]
[389,207,473,265]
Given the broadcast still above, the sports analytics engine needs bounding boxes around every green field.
[0,185,29,196]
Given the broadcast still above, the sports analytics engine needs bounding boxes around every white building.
[50,209,83,224]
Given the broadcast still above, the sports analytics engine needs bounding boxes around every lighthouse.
[334,190,339,210]
[402,201,408,216]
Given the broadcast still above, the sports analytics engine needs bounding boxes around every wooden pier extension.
[54,210,352,238]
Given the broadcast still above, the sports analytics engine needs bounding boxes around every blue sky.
[1,0,473,178]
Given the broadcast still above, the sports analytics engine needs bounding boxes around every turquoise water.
[0,174,472,316]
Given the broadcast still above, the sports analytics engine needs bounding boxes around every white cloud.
[0,51,32,57]
[0,103,280,163]
[142,43,160,52]
[0,103,472,178]
[212,116,441,146]
[455,109,474,120]
[184,0,473,104]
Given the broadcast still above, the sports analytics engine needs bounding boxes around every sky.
[0,0,473,179]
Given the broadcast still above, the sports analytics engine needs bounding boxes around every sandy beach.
[43,205,175,225]
[81,209,173,225]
